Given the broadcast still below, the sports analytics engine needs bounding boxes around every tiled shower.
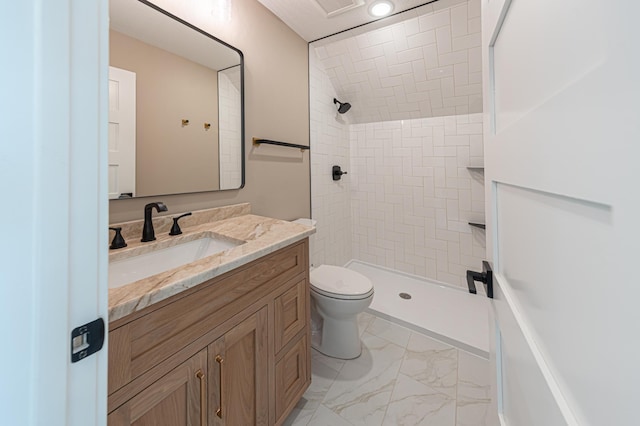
[309,0,486,289]
[350,115,485,287]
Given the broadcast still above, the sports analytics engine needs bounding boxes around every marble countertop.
[108,210,314,322]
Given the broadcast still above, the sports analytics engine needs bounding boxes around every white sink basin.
[109,236,241,289]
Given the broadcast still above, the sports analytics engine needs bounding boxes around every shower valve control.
[332,165,348,181]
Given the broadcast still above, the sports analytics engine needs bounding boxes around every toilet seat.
[310,265,374,300]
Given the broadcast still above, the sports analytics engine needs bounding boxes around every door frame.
[0,1,109,424]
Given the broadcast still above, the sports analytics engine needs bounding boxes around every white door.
[0,0,108,425]
[108,66,136,199]
[482,1,640,425]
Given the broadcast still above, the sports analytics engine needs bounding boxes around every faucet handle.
[169,212,193,236]
[109,227,127,250]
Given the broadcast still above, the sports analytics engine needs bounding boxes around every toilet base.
[311,314,362,360]
[309,265,374,360]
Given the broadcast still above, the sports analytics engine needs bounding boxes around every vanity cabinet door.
[108,349,207,426]
[209,307,269,426]
[274,334,309,425]
[274,278,308,354]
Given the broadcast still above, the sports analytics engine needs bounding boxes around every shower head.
[333,98,351,114]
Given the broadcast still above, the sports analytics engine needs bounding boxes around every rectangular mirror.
[108,0,244,200]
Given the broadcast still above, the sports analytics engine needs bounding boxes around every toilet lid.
[310,265,374,298]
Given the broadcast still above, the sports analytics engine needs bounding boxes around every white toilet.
[309,265,374,359]
[292,218,374,359]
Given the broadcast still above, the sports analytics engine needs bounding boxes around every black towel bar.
[252,138,309,151]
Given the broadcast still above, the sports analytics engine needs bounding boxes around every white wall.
[309,47,352,268]
[350,114,485,288]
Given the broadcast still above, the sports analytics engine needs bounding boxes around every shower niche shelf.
[467,165,486,231]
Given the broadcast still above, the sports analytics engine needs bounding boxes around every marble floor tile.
[365,316,412,348]
[322,333,406,426]
[456,351,497,426]
[382,373,456,426]
[283,397,315,426]
[284,355,342,426]
[400,332,458,398]
[284,312,498,426]
[312,347,346,374]
[358,311,376,336]
[307,404,353,426]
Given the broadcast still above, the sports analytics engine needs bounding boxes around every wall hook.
[204,123,211,130]
[182,119,190,126]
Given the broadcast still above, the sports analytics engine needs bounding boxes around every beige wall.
[109,0,310,223]
[110,30,220,196]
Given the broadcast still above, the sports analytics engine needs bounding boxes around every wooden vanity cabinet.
[209,307,268,426]
[273,279,310,425]
[107,239,310,426]
[108,349,207,425]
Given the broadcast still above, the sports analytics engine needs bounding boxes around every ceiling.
[256,0,431,42]
[258,0,483,123]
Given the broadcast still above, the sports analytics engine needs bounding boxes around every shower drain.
[399,292,412,300]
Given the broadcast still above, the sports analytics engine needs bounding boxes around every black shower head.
[333,98,351,114]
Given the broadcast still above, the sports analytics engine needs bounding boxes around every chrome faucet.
[141,202,168,242]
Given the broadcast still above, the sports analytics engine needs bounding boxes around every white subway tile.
[436,26,453,55]
[443,96,470,107]
[454,63,470,87]
[471,200,485,213]
[472,244,486,258]
[452,33,481,51]
[426,65,454,80]
[450,4,468,38]
[425,259,438,279]
[432,107,458,116]
[397,47,425,64]
[459,233,473,255]
[468,46,482,73]
[360,44,386,60]
[468,0,481,19]
[422,44,440,69]
[419,10,451,31]
[436,228,460,242]
[447,199,460,220]
[439,50,468,67]
[469,135,483,157]
[448,241,461,264]
[445,135,470,146]
[436,250,449,271]
[404,17,421,36]
[407,30,437,49]
[410,59,428,83]
[433,0,467,12]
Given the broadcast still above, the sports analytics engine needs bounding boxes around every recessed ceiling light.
[369,0,394,17]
